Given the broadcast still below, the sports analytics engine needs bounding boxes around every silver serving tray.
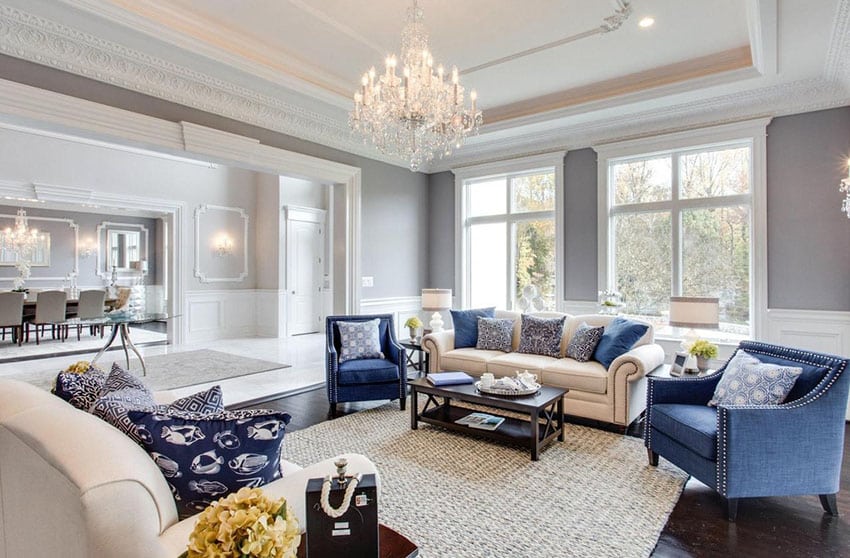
[475,381,540,396]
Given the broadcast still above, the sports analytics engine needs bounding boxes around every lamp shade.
[421,288,452,311]
[669,297,719,329]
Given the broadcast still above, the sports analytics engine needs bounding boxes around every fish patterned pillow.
[91,385,224,445]
[127,407,291,519]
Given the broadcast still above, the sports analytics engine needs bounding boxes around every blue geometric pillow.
[128,407,291,519]
[517,314,566,357]
[53,367,107,411]
[337,319,384,363]
[592,317,649,368]
[709,353,802,406]
[102,362,150,394]
[566,322,604,362]
[451,307,496,348]
[92,385,224,444]
[475,317,514,352]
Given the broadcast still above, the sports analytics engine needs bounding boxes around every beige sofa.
[422,312,665,427]
[0,379,378,558]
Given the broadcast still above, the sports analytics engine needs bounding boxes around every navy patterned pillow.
[517,315,566,358]
[566,322,604,362]
[92,385,224,444]
[53,368,107,411]
[709,351,802,406]
[337,319,384,363]
[475,317,514,352]
[128,408,291,519]
[102,362,150,394]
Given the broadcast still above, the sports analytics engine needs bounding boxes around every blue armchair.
[645,340,849,521]
[326,314,407,417]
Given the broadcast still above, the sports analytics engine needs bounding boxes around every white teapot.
[516,370,538,386]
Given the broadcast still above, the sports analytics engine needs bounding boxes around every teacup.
[480,373,495,388]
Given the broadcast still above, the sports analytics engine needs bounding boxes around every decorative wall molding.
[254,289,287,338]
[825,0,850,85]
[184,289,257,343]
[360,296,422,337]
[193,204,249,283]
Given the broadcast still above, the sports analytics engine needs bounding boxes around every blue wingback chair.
[645,340,850,521]
[326,314,406,417]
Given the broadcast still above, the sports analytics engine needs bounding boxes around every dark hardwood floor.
[241,388,850,557]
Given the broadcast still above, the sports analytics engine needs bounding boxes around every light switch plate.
[361,276,374,287]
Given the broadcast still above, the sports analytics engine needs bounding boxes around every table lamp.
[421,288,452,333]
[669,296,719,371]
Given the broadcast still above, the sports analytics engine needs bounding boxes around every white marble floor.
[0,333,327,407]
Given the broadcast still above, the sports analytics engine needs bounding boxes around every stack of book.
[426,371,474,386]
[454,412,505,431]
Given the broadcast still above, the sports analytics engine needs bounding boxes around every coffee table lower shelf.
[418,405,542,444]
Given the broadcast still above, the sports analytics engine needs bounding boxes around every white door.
[286,207,326,335]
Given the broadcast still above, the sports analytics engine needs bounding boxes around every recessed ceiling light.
[639,17,655,28]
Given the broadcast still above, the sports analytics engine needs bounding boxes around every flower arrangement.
[65,361,102,374]
[404,316,423,329]
[180,487,300,558]
[687,339,719,360]
[12,261,30,291]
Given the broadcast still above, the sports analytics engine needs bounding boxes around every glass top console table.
[65,313,178,376]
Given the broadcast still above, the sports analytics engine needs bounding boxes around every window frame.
[454,152,566,310]
[595,119,769,339]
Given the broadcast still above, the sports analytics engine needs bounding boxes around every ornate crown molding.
[825,0,850,85]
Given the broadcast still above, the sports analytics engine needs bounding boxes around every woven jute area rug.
[284,404,687,558]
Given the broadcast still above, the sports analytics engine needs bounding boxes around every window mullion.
[671,152,681,297]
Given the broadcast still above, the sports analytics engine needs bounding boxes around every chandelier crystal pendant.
[1,208,40,258]
[840,161,850,219]
[349,0,483,171]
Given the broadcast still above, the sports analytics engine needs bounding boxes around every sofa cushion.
[541,359,608,394]
[476,317,514,352]
[450,307,495,348]
[337,358,399,385]
[593,317,649,368]
[53,367,107,411]
[336,318,384,363]
[565,322,604,362]
[517,314,566,357]
[442,348,505,375]
[487,352,557,377]
[128,408,291,520]
[651,403,717,460]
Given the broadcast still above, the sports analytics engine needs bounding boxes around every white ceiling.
[0,0,848,171]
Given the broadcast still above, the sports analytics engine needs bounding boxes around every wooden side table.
[649,363,718,379]
[297,524,418,558]
[400,338,429,376]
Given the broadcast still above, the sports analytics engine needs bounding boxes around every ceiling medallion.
[350,0,482,171]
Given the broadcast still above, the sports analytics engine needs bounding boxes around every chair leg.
[647,449,659,466]
[820,494,839,516]
[726,498,739,522]
[399,397,406,411]
[329,403,337,419]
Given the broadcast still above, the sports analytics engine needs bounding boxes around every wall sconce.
[840,158,850,219]
[79,238,96,258]
[215,234,233,257]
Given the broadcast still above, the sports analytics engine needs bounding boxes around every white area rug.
[284,404,687,558]
[5,349,290,392]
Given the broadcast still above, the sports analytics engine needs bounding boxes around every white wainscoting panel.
[255,289,286,338]
[185,289,257,343]
[360,296,422,338]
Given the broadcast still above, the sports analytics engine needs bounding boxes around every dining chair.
[0,291,25,346]
[26,290,68,345]
[76,289,107,340]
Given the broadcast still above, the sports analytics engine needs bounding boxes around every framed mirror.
[97,222,149,278]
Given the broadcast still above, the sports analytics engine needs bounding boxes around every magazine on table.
[455,412,505,431]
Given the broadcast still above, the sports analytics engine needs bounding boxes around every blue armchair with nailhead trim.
[325,314,406,417]
[645,340,850,521]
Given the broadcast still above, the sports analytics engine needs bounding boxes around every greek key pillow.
[566,322,604,362]
[337,319,384,363]
[475,317,514,352]
[709,351,802,407]
[517,314,566,358]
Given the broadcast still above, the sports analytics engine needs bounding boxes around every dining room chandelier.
[840,162,850,219]
[350,0,483,171]
[0,208,40,258]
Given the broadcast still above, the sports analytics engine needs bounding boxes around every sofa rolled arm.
[421,330,455,372]
[609,343,665,384]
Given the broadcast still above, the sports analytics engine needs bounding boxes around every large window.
[459,158,562,311]
[605,138,758,339]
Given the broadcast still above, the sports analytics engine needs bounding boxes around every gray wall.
[426,107,850,312]
[0,54,430,300]
[767,107,850,311]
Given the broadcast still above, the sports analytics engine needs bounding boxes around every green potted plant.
[404,316,423,341]
[688,339,719,372]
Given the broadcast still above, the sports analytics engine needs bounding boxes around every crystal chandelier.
[350,0,483,171]
[841,162,850,219]
[1,209,41,259]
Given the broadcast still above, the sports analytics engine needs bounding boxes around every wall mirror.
[97,222,149,278]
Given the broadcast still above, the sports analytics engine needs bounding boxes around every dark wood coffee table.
[297,524,418,557]
[409,377,567,460]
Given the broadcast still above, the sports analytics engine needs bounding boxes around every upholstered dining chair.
[26,290,68,345]
[75,289,107,340]
[645,340,850,521]
[325,314,406,417]
[0,291,25,346]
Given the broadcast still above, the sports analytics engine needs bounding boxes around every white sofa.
[0,379,378,558]
[422,312,665,427]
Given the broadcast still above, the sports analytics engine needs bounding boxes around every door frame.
[284,205,327,336]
